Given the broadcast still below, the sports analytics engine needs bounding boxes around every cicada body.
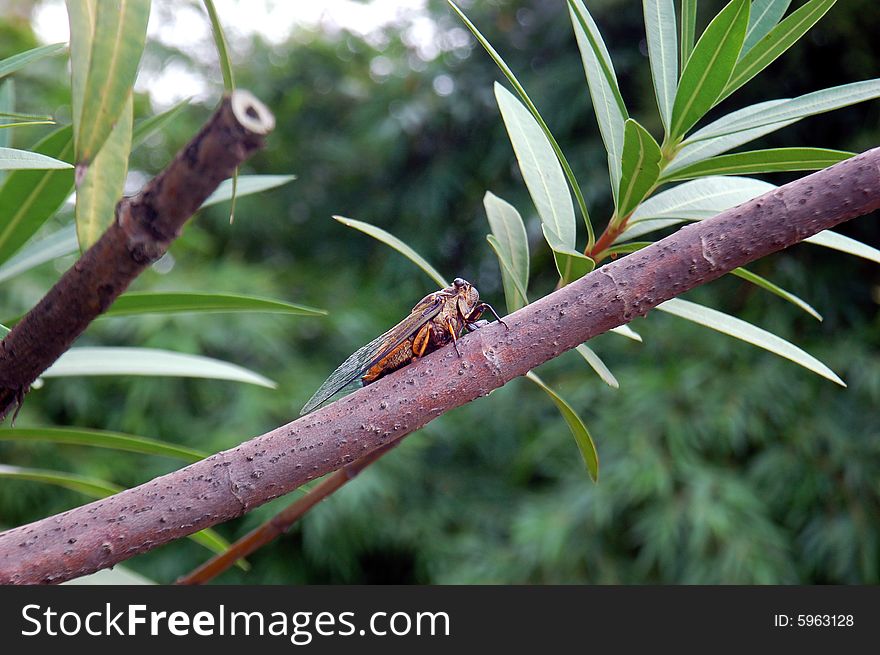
[300,278,503,415]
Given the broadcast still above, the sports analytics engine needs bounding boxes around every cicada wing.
[299,297,444,415]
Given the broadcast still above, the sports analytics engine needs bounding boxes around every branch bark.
[0,90,275,420]
[1,147,878,584]
[176,443,396,585]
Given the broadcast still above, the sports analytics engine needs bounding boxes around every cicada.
[300,278,505,415]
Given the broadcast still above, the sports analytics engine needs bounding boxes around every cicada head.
[453,277,481,320]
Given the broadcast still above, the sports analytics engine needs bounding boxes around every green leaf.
[629,176,775,223]
[64,566,156,585]
[553,247,595,286]
[487,235,530,311]
[680,0,697,69]
[660,147,852,181]
[495,84,576,257]
[804,230,880,264]
[643,0,678,132]
[0,126,74,265]
[0,225,77,284]
[0,80,13,151]
[526,371,599,482]
[610,325,643,342]
[0,427,207,462]
[131,97,191,150]
[723,0,836,100]
[65,566,156,585]
[730,267,822,320]
[43,347,277,388]
[666,99,795,172]
[617,119,662,218]
[669,0,749,139]
[449,1,594,245]
[655,297,844,385]
[685,79,880,143]
[484,192,529,313]
[576,343,619,389]
[742,0,792,53]
[66,0,95,140]
[333,215,448,287]
[568,0,629,200]
[99,291,326,319]
[0,147,72,170]
[75,93,132,249]
[568,0,628,199]
[71,0,149,163]
[0,42,67,79]
[0,463,122,497]
[203,0,235,91]
[201,175,297,208]
[0,464,239,563]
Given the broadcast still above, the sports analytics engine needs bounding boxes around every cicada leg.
[470,302,508,330]
[445,319,462,356]
[412,322,432,358]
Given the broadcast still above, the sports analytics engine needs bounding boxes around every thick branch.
[176,443,396,585]
[1,147,878,584]
[0,90,275,419]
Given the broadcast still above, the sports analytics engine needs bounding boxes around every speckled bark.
[1,147,878,584]
[0,90,273,419]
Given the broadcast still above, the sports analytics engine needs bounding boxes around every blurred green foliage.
[0,0,878,583]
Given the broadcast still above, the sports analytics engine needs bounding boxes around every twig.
[0,90,275,420]
[0,147,878,583]
[177,443,396,585]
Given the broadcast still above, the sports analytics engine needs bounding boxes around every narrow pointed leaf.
[680,0,697,69]
[611,325,643,342]
[617,217,685,242]
[203,0,235,91]
[75,93,132,249]
[334,215,448,287]
[630,176,775,222]
[742,0,792,53]
[669,0,749,139]
[0,225,78,283]
[656,297,844,385]
[661,147,852,181]
[0,464,239,562]
[576,343,619,389]
[73,0,150,163]
[66,0,95,136]
[487,235,530,312]
[201,175,296,209]
[0,427,207,462]
[526,371,599,482]
[723,0,836,100]
[0,81,13,150]
[0,147,72,170]
[0,42,67,79]
[731,267,822,320]
[495,84,575,250]
[449,1,593,244]
[568,0,628,197]
[43,347,276,388]
[804,230,880,264]
[553,247,595,285]
[484,192,529,313]
[131,97,191,150]
[643,0,678,132]
[0,126,74,265]
[667,99,795,172]
[617,119,662,217]
[685,79,880,143]
[98,291,326,319]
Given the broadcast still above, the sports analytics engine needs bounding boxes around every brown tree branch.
[0,90,275,420]
[176,443,396,585]
[0,147,878,584]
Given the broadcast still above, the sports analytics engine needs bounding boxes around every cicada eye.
[453,277,467,288]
